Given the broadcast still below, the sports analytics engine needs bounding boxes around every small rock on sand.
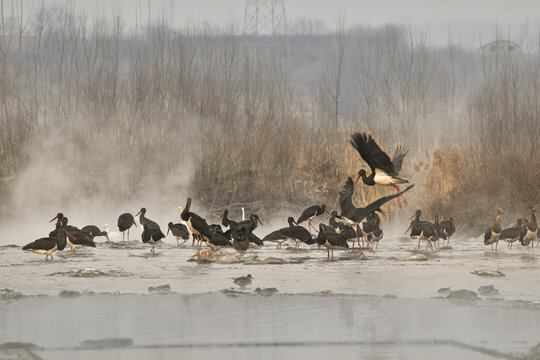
[59,290,81,298]
[477,285,499,296]
[148,284,171,293]
[261,257,285,264]
[437,287,452,296]
[447,289,478,300]
[471,269,505,277]
[405,254,428,261]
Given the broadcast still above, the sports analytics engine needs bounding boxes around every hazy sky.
[16,0,540,29]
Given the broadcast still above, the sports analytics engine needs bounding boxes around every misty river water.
[1,235,540,359]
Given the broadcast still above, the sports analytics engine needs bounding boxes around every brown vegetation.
[0,7,538,234]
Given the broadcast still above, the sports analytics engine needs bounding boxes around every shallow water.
[1,235,540,359]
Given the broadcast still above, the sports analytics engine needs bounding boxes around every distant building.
[478,40,520,54]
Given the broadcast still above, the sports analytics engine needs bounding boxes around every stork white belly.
[374,169,398,185]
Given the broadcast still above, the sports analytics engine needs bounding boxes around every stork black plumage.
[81,225,110,242]
[117,213,136,242]
[167,222,190,246]
[484,209,503,252]
[520,208,537,253]
[297,204,328,235]
[439,217,456,246]
[350,132,409,207]
[500,218,524,249]
[135,208,160,230]
[405,210,438,250]
[180,198,213,255]
[317,224,349,260]
[23,219,70,260]
[337,177,415,254]
[142,225,165,252]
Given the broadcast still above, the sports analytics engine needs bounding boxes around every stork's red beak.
[354,173,361,187]
[49,215,59,223]
[63,229,76,241]
[257,218,263,226]
[166,228,170,236]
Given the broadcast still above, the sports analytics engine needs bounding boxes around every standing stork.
[297,204,328,236]
[484,209,503,251]
[180,198,213,255]
[117,213,136,242]
[350,132,409,207]
[520,208,537,253]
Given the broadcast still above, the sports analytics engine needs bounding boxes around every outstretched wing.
[350,132,395,175]
[391,145,409,174]
[339,177,356,217]
[361,184,415,217]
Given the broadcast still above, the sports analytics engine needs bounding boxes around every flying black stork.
[439,217,456,246]
[142,224,165,252]
[484,208,503,251]
[117,213,136,242]
[135,208,160,230]
[405,210,438,250]
[167,222,190,246]
[338,176,415,254]
[81,225,110,242]
[297,204,328,236]
[519,208,537,254]
[180,198,213,255]
[500,218,524,250]
[317,224,349,260]
[23,220,71,260]
[350,132,409,208]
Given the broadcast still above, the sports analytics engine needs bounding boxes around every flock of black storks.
[22,132,538,261]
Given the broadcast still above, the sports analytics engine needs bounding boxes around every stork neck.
[180,199,191,221]
[494,214,502,232]
[362,172,375,185]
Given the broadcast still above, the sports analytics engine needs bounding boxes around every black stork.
[338,177,415,254]
[439,217,456,246]
[220,209,238,229]
[142,224,165,252]
[167,222,190,246]
[205,228,233,251]
[433,216,447,248]
[317,224,349,260]
[62,220,96,253]
[117,213,137,242]
[180,198,213,255]
[363,212,384,251]
[23,220,70,260]
[262,217,312,249]
[135,208,160,230]
[262,217,296,248]
[484,208,503,251]
[81,225,110,242]
[500,218,524,249]
[519,208,537,253]
[227,214,264,248]
[405,210,438,250]
[350,132,409,208]
[297,204,328,235]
